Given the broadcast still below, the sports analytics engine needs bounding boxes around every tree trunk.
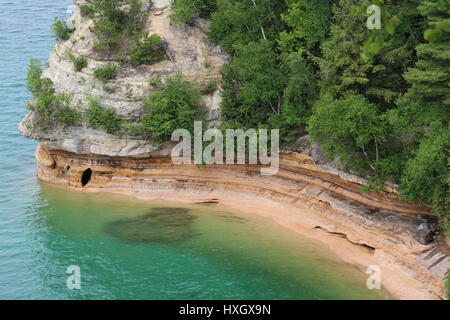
[250,0,267,40]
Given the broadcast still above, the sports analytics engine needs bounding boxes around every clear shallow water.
[0,0,389,300]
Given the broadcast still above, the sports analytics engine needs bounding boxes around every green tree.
[94,63,119,82]
[52,18,73,41]
[400,123,449,232]
[83,0,150,58]
[394,0,450,126]
[52,93,81,126]
[308,92,387,171]
[220,40,285,130]
[141,75,204,142]
[89,0,126,57]
[86,98,123,134]
[277,53,318,141]
[125,0,150,37]
[319,0,423,110]
[171,0,217,24]
[26,59,80,129]
[355,0,425,61]
[388,0,450,230]
[279,0,335,56]
[27,59,55,97]
[121,33,166,66]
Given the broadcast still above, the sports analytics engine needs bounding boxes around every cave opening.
[81,168,92,187]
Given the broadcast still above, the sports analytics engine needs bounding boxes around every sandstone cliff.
[34,145,450,299]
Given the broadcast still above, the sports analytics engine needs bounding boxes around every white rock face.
[19,112,158,158]
[20,1,228,157]
[153,0,172,9]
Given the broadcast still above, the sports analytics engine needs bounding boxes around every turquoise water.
[0,0,389,300]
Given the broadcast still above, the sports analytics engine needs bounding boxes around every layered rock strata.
[34,144,450,300]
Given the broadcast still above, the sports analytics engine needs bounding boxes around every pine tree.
[392,0,450,227]
[85,0,126,58]
[399,0,450,124]
[208,0,286,54]
[319,0,423,110]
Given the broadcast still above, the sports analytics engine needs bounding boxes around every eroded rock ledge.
[35,144,450,300]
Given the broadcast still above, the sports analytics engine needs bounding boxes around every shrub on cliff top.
[141,74,205,142]
[200,79,217,95]
[86,98,123,134]
[26,59,80,129]
[52,18,73,41]
[94,63,118,83]
[119,33,166,66]
[52,93,81,126]
[27,59,54,97]
[84,0,149,57]
[79,4,94,18]
[69,54,88,72]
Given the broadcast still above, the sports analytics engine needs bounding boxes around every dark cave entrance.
[81,168,92,187]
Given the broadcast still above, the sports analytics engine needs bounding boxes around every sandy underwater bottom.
[1,183,390,300]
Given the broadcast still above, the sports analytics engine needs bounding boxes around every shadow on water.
[103,208,198,244]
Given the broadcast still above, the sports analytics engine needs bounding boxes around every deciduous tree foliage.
[279,0,335,56]
[142,75,205,142]
[308,92,387,170]
[207,0,286,54]
[220,41,285,130]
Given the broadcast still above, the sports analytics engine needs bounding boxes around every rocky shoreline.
[33,144,450,300]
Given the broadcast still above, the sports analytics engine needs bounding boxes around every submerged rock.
[104,208,197,244]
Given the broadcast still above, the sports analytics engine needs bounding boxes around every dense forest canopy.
[172,0,449,232]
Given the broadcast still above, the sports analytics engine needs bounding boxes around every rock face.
[19,0,227,157]
[21,116,160,157]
